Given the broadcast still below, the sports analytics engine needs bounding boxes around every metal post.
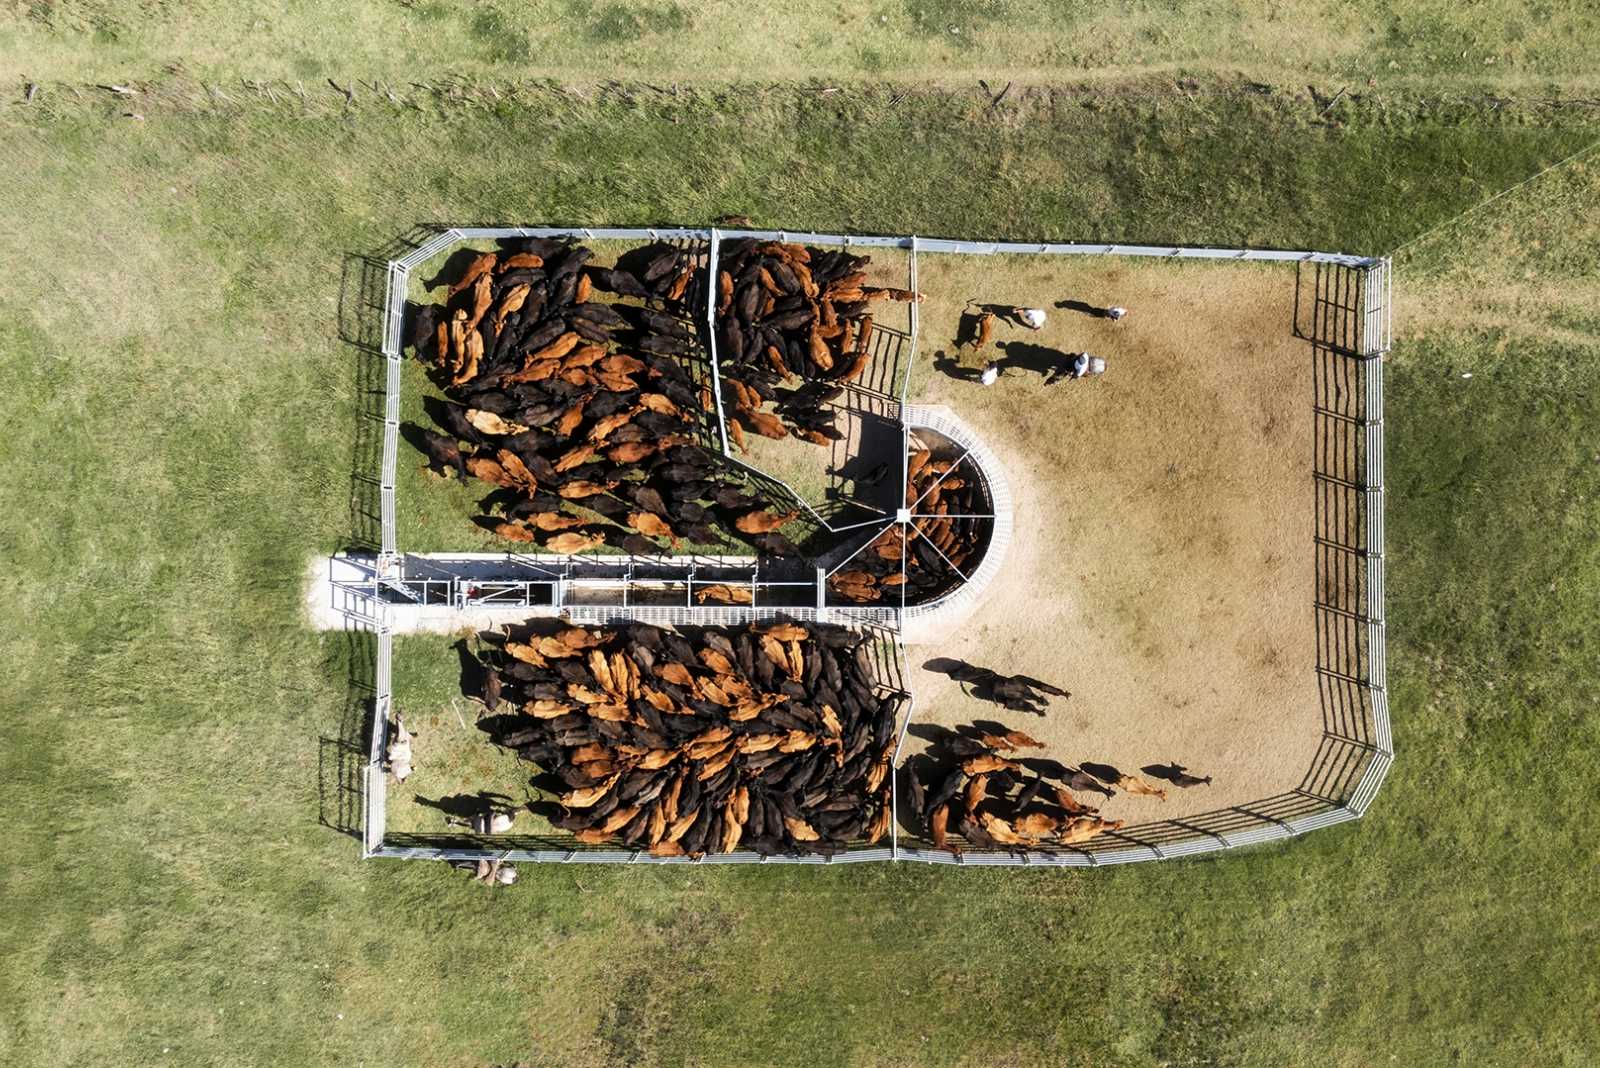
[379,260,405,559]
[905,236,920,407]
[364,620,394,857]
[704,229,732,456]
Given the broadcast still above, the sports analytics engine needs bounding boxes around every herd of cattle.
[829,444,991,604]
[384,625,1207,860]
[712,239,920,450]
[405,236,992,606]
[386,236,1128,865]
[903,728,1134,852]
[382,614,1212,860]
[470,620,900,856]
[408,237,808,563]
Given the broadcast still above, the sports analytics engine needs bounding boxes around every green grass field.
[6,0,1600,91]
[3,6,1600,1066]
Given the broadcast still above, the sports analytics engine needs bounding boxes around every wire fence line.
[1385,134,1600,259]
[353,227,1393,866]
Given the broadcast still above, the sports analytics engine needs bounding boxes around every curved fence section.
[899,405,1014,632]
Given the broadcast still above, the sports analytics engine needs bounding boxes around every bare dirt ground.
[899,256,1320,830]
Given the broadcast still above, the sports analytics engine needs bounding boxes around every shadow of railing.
[822,387,903,521]
[323,228,433,844]
[337,231,433,552]
[318,626,377,840]
[855,321,910,401]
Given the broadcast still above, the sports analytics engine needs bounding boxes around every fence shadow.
[824,388,903,520]
[318,626,377,840]
[1301,260,1384,803]
[321,227,433,844]
[337,228,434,552]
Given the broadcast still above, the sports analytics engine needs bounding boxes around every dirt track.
[899,257,1320,830]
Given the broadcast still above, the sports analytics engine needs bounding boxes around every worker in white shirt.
[1105,305,1127,322]
[1012,307,1047,330]
[979,361,1000,386]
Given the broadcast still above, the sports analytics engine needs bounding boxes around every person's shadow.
[996,340,1066,380]
[1055,299,1109,319]
[413,791,515,821]
[932,349,983,383]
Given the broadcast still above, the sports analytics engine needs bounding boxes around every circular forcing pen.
[826,422,1003,611]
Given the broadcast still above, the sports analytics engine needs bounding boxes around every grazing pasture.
[8,0,1600,89]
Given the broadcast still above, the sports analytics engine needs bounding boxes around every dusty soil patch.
[901,256,1320,829]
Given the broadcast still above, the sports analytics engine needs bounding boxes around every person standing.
[1049,352,1106,384]
[979,361,1000,386]
[1105,305,1127,322]
[1012,306,1047,330]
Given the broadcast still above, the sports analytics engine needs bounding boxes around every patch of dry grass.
[7,1,1599,91]
[1397,150,1600,371]
[384,635,538,836]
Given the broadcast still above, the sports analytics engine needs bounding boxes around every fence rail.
[354,228,1393,865]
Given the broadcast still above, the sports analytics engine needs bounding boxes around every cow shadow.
[1019,756,1071,780]
[1079,761,1123,784]
[422,246,493,291]
[907,722,955,745]
[455,638,492,702]
[952,313,983,350]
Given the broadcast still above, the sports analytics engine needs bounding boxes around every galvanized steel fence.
[351,226,1392,866]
